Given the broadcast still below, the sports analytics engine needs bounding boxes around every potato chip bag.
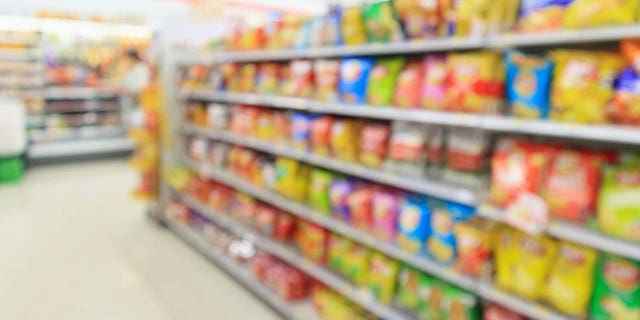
[348,186,375,231]
[384,121,428,176]
[339,57,375,104]
[511,233,558,300]
[366,56,406,106]
[327,234,355,275]
[314,59,341,102]
[310,115,334,156]
[359,122,391,168]
[363,0,404,43]
[256,63,280,94]
[295,220,328,264]
[421,55,448,110]
[393,59,425,108]
[396,265,430,309]
[543,242,598,316]
[255,109,275,140]
[330,118,361,163]
[550,50,624,124]
[367,252,400,304]
[517,0,570,33]
[308,168,334,215]
[290,112,313,150]
[608,67,640,126]
[274,157,310,201]
[330,177,355,222]
[564,0,636,29]
[445,52,504,114]
[505,51,553,119]
[372,189,400,242]
[393,0,444,39]
[445,0,491,37]
[442,286,480,320]
[341,6,368,46]
[598,155,640,241]
[281,60,314,98]
[494,226,520,291]
[397,194,432,254]
[590,254,640,320]
[344,245,370,285]
[238,63,257,93]
[453,217,493,276]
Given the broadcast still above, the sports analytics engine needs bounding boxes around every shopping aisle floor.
[0,159,282,320]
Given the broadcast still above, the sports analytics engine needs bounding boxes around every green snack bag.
[417,278,446,320]
[308,168,334,215]
[367,252,400,304]
[366,57,405,106]
[591,254,640,320]
[442,285,480,320]
[344,245,370,285]
[396,265,434,309]
[363,0,404,43]
[598,154,640,242]
[328,234,354,275]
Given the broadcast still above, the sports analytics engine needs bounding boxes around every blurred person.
[120,48,151,127]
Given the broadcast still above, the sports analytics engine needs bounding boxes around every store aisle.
[0,160,282,320]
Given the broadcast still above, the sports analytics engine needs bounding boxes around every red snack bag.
[348,186,375,231]
[251,252,277,281]
[229,105,259,135]
[483,304,526,320]
[254,203,278,236]
[359,122,391,168]
[393,59,425,108]
[209,183,234,211]
[267,264,310,301]
[310,115,334,156]
[187,177,213,203]
[273,213,296,241]
[314,59,341,102]
[281,60,314,98]
[541,150,608,221]
[490,138,556,208]
[273,111,290,142]
[295,221,328,264]
[446,128,491,173]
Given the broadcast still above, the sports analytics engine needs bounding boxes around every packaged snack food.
[273,111,290,142]
[550,50,625,124]
[209,183,233,211]
[591,254,640,320]
[454,217,493,276]
[608,67,640,126]
[397,194,432,254]
[272,16,305,49]
[511,233,558,300]
[367,252,400,304]
[427,201,474,264]
[442,286,480,320]
[295,221,328,264]
[281,60,314,98]
[328,234,355,274]
[344,245,370,285]
[255,109,275,140]
[426,125,446,168]
[330,177,355,222]
[320,6,343,46]
[393,0,443,40]
[363,0,404,43]
[273,212,296,241]
[622,39,640,73]
[516,0,567,32]
[188,137,207,162]
[314,59,341,102]
[290,112,313,150]
[274,157,310,201]
[494,226,520,291]
[598,155,640,241]
[229,105,259,135]
[238,63,258,93]
[421,55,448,110]
[186,102,207,126]
[256,63,281,94]
[446,0,490,37]
[207,142,228,168]
[417,277,446,319]
[542,150,605,222]
[206,103,228,130]
[359,122,391,168]
[372,189,399,242]
[505,51,554,119]
[339,57,375,104]
[230,192,256,224]
[446,128,491,174]
[310,115,334,156]
[564,0,636,29]
[341,6,368,46]
[308,168,334,215]
[445,52,504,114]
[396,265,435,309]
[347,186,375,231]
[330,118,361,163]
[385,121,428,176]
[254,204,278,236]
[366,56,406,106]
[483,304,526,320]
[393,59,425,108]
[221,63,240,91]
[542,242,598,316]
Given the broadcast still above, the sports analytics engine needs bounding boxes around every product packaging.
[341,6,368,46]
[397,194,432,254]
[421,55,448,110]
[598,155,640,241]
[393,59,425,108]
[308,168,334,215]
[564,0,636,29]
[310,115,335,156]
[590,254,640,319]
[363,0,404,43]
[445,52,504,114]
[372,189,400,242]
[608,67,640,126]
[393,0,443,40]
[359,122,391,168]
[348,186,375,231]
[454,217,494,276]
[366,56,406,106]
[281,60,314,98]
[505,51,554,119]
[385,121,428,176]
[330,177,355,222]
[290,112,314,150]
[339,57,375,104]
[330,118,361,163]
[367,252,400,304]
[314,59,341,102]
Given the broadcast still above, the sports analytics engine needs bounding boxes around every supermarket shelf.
[487,25,640,48]
[167,220,318,320]
[181,124,477,205]
[28,137,133,159]
[183,90,640,145]
[44,86,119,100]
[478,204,640,261]
[182,158,573,320]
[178,193,412,320]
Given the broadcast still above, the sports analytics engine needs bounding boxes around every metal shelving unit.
[28,137,134,160]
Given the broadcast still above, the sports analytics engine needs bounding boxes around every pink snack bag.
[421,55,447,111]
[372,189,400,242]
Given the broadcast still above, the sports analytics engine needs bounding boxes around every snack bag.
[367,252,400,304]
[359,122,391,168]
[339,57,375,104]
[483,304,526,320]
[393,59,425,108]
[363,0,404,43]
[348,186,375,231]
[238,63,258,93]
[372,189,400,242]
[331,118,361,163]
[308,168,334,215]
[426,125,446,168]
[442,286,480,320]
[590,254,640,320]
[230,192,256,224]
[255,109,275,140]
[188,138,207,162]
[608,67,640,126]
[273,212,296,241]
[366,57,406,106]
[454,217,493,276]
[310,115,334,156]
[427,201,475,264]
[206,103,228,130]
[393,0,443,40]
[494,226,520,291]
[564,0,636,29]
[254,204,278,236]
[396,265,427,309]
[505,51,554,119]
[550,50,625,124]
[421,55,448,110]
[598,156,640,241]
[418,277,446,319]
[273,111,290,142]
[330,177,355,222]
[295,221,328,264]
[328,234,354,274]
[385,121,428,176]
[256,63,281,94]
[341,6,368,46]
[221,63,240,91]
[323,6,343,46]
[290,112,313,150]
[314,59,341,102]
[446,0,490,37]
[208,142,228,168]
[446,128,491,174]
[344,245,370,285]
[542,150,605,222]
[511,233,558,300]
[397,194,432,254]
[281,60,314,98]
[274,157,310,201]
[445,52,504,114]
[543,242,598,316]
[517,0,569,33]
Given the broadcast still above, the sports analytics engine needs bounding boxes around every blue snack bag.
[290,112,314,150]
[506,51,553,119]
[427,201,475,264]
[397,194,432,254]
[339,57,375,104]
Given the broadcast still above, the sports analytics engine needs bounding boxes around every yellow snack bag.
[494,226,520,292]
[342,6,368,46]
[543,242,598,316]
[274,158,310,201]
[550,50,625,124]
[564,0,637,29]
[331,119,362,163]
[446,0,490,37]
[511,233,558,300]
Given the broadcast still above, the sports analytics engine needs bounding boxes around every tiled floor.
[0,159,281,320]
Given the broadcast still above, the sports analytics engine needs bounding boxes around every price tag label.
[505,192,549,235]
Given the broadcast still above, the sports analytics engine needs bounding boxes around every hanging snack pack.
[366,57,406,106]
[359,122,391,168]
[393,0,443,40]
[314,59,341,102]
[385,121,428,176]
[564,0,636,29]
[363,0,404,43]
[341,6,368,46]
[550,50,625,124]
[598,155,640,241]
[590,254,640,320]
[397,194,432,254]
[505,51,554,119]
[421,55,448,110]
[445,52,504,114]
[308,168,334,215]
[339,57,375,104]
